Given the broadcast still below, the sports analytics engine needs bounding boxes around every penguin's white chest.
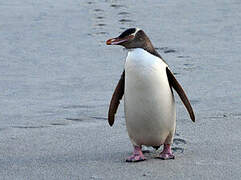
[124,48,176,146]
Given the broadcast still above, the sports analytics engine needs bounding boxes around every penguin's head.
[106,28,150,49]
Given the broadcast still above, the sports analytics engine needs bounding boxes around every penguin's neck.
[142,39,163,59]
[144,46,162,59]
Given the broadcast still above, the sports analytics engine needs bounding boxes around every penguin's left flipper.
[108,71,125,126]
[166,67,195,122]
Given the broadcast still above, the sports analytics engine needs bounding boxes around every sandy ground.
[0,116,241,179]
[0,0,241,179]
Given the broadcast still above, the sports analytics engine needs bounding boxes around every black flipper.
[166,67,195,122]
[108,71,125,126]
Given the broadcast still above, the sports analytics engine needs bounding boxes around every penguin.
[106,28,195,162]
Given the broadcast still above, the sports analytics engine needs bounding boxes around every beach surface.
[0,0,241,179]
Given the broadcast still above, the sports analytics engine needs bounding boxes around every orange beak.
[106,35,134,45]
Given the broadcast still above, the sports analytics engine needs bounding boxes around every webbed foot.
[126,146,146,162]
[156,144,175,160]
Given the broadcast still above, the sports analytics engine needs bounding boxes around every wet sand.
[0,0,241,179]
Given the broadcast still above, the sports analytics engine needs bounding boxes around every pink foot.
[157,144,175,160]
[126,146,146,162]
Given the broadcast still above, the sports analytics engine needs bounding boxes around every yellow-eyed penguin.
[106,28,195,162]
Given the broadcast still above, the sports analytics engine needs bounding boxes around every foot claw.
[126,154,146,162]
[156,153,175,160]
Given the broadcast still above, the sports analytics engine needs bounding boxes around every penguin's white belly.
[124,48,176,146]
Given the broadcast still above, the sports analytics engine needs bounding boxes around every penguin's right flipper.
[108,71,125,126]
